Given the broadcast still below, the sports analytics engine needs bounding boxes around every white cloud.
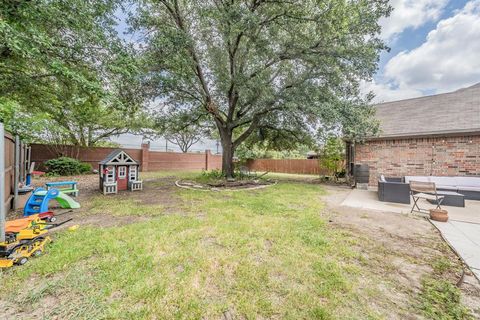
[380,0,448,40]
[384,0,480,92]
[361,80,423,103]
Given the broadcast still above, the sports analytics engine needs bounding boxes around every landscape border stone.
[175,179,277,192]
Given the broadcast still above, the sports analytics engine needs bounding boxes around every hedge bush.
[44,157,92,176]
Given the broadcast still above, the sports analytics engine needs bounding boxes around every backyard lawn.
[1,172,479,319]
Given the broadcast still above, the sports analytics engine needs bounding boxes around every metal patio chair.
[409,180,445,213]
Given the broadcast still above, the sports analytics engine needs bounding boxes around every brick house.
[347,83,480,186]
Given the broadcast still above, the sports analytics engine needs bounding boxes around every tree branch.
[159,0,225,125]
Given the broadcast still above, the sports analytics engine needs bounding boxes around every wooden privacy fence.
[2,128,29,212]
[30,143,222,172]
[246,159,330,175]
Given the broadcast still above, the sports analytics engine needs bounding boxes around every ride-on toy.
[0,215,51,268]
[0,213,72,268]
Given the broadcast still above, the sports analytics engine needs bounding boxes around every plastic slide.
[55,192,81,209]
[24,188,80,216]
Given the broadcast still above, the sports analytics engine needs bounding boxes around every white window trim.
[106,166,115,183]
[118,166,127,178]
[129,166,137,181]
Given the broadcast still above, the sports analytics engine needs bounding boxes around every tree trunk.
[219,128,235,179]
[222,142,234,179]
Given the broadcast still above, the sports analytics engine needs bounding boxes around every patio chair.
[409,180,445,213]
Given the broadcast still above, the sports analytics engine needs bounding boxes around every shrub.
[195,169,225,183]
[44,157,92,176]
[78,162,93,174]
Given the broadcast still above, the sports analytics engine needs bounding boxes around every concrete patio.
[341,189,480,279]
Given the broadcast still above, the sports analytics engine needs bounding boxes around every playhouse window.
[118,166,126,178]
[106,166,115,183]
[129,166,137,181]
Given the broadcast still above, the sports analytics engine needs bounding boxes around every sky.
[364,0,480,102]
[113,0,480,149]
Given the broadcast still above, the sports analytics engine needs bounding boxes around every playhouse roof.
[99,149,139,165]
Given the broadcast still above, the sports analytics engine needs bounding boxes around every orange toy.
[5,215,40,233]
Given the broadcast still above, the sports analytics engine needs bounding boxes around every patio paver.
[431,220,480,279]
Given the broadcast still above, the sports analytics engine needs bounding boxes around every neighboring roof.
[99,149,138,165]
[373,83,480,139]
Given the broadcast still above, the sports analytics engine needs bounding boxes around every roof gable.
[373,83,480,138]
[99,150,138,165]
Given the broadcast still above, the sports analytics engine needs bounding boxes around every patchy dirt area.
[320,185,480,318]
[8,174,182,228]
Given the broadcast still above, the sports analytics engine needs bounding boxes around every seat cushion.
[405,176,430,183]
[455,177,480,187]
[429,176,456,187]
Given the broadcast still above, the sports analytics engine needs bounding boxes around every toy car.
[38,211,57,223]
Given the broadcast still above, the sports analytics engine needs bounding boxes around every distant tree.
[154,109,210,153]
[30,69,145,147]
[165,129,203,153]
[133,0,389,178]
[236,141,310,160]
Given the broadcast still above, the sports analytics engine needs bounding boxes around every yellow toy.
[0,215,51,268]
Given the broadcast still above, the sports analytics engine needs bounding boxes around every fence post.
[141,142,150,172]
[13,135,20,210]
[205,149,210,171]
[0,123,5,242]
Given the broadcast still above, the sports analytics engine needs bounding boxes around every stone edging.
[174,180,277,192]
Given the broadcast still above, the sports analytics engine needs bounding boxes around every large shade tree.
[133,0,390,177]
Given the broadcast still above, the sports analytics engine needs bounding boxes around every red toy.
[38,211,57,223]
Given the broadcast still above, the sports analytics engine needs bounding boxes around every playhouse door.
[117,166,127,190]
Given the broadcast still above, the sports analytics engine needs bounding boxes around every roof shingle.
[374,83,480,138]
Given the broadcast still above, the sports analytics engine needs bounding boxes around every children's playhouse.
[99,150,143,195]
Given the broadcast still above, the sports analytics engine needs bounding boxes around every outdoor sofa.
[404,176,480,200]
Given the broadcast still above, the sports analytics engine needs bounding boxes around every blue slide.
[23,187,80,216]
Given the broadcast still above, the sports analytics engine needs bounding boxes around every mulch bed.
[175,179,276,191]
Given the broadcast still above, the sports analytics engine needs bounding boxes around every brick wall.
[355,135,480,186]
[30,143,222,172]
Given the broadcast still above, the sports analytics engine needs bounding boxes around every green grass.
[0,182,376,319]
[141,170,200,180]
[417,256,472,320]
[419,278,472,320]
[0,174,472,319]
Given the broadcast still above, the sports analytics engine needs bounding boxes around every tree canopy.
[0,0,144,145]
[132,0,390,177]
